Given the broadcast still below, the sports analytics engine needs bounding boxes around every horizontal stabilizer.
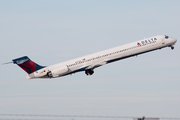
[2,62,13,65]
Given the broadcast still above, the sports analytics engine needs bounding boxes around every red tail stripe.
[19,61,36,73]
[19,66,30,74]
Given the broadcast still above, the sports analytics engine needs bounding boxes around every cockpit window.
[165,35,169,39]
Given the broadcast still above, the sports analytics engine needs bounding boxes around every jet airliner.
[12,35,177,79]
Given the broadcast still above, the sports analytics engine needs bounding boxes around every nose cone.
[175,39,177,43]
[172,38,177,44]
[173,38,177,44]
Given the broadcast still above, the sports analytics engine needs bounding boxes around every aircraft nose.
[173,38,177,43]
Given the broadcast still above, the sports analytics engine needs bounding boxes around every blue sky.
[0,0,180,119]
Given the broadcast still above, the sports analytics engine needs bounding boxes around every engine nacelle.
[47,65,69,78]
[37,69,48,77]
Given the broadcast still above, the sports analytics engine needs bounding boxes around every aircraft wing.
[86,61,107,70]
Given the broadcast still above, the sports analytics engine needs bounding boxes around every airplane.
[12,35,177,79]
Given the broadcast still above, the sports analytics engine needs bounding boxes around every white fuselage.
[27,35,177,79]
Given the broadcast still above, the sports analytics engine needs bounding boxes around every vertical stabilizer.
[12,56,44,74]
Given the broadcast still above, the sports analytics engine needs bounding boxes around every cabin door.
[162,39,165,44]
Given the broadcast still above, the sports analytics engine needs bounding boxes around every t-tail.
[12,56,44,74]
